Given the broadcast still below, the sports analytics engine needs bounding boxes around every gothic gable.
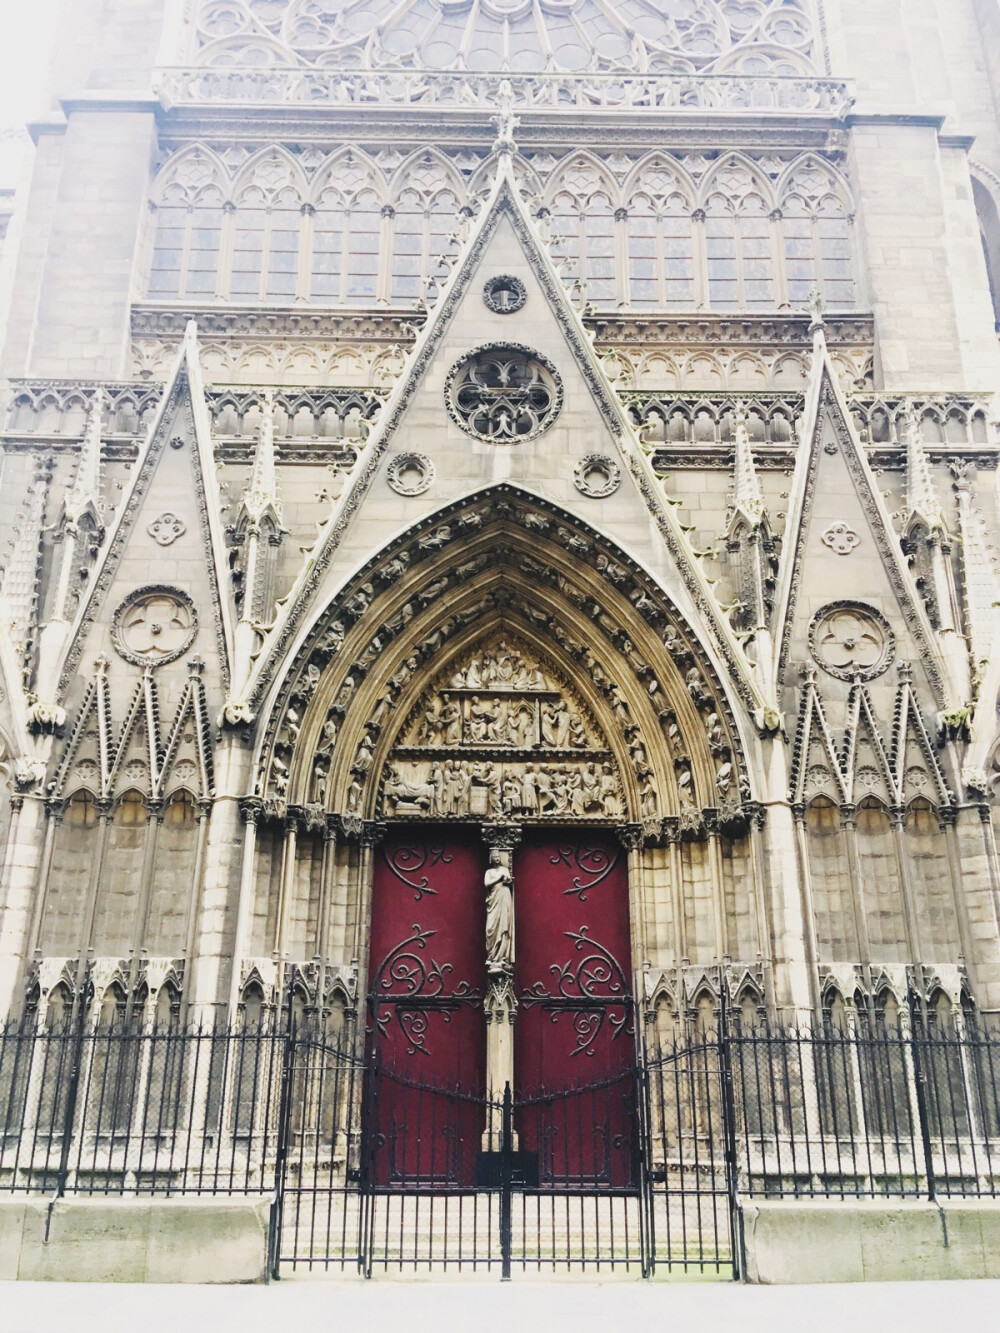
[241,170,762,734]
[59,326,234,718]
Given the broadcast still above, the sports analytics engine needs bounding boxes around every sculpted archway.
[255,484,753,834]
[237,487,769,1034]
[240,484,766,1185]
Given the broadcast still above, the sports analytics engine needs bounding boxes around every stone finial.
[901,403,945,535]
[729,400,765,532]
[63,389,106,528]
[241,390,283,529]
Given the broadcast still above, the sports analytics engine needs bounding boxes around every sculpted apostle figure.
[485,850,514,974]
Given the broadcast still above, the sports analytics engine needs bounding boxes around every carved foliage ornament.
[111,586,197,667]
[386,452,435,497]
[809,602,895,683]
[573,454,621,499]
[445,344,562,444]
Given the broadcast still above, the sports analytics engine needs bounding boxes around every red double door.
[367,827,635,1189]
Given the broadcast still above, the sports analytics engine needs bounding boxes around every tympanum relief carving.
[376,637,625,821]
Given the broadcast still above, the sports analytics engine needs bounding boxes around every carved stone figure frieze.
[377,633,626,821]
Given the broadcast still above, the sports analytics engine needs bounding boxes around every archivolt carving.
[254,487,753,837]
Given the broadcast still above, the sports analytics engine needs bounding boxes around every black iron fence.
[2,1009,1000,1277]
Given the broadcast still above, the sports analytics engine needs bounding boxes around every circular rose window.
[112,586,197,667]
[809,602,895,682]
[445,343,562,444]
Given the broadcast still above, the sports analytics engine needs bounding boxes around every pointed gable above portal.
[775,353,950,715]
[58,324,234,708]
[244,166,763,727]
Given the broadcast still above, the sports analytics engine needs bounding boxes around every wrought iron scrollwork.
[369,924,481,1056]
[380,841,453,900]
[520,926,633,1057]
[549,842,620,901]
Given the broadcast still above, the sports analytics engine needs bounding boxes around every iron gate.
[271,1025,742,1278]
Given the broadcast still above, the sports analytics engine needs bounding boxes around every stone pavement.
[1,1279,997,1333]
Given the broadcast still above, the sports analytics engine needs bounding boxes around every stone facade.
[0,0,999,1042]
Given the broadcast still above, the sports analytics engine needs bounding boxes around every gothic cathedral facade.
[2,0,1000,1072]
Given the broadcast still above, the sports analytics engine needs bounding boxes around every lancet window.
[146,148,857,312]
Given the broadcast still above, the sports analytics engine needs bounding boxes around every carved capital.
[481,822,523,851]
[238,796,263,826]
[615,822,644,852]
[358,819,387,848]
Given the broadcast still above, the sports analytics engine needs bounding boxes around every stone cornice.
[130,303,874,348]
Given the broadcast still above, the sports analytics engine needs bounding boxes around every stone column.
[482,823,521,1150]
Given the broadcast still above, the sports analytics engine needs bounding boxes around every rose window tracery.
[445,345,562,443]
[111,587,198,667]
[809,603,895,683]
[191,0,822,76]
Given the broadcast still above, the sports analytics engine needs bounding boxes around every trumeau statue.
[484,849,514,975]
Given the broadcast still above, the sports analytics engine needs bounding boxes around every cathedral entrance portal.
[365,826,636,1192]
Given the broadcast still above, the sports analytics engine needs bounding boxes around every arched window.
[92,791,147,957]
[230,184,303,301]
[550,186,618,307]
[40,791,99,956]
[704,190,775,310]
[149,183,227,299]
[311,186,382,303]
[389,187,461,302]
[806,797,857,961]
[776,158,856,309]
[626,194,695,308]
[855,798,907,962]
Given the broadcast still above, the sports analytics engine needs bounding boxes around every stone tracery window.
[146,146,857,314]
[149,184,226,299]
[310,185,382,303]
[780,160,856,309]
[389,185,462,302]
[625,194,695,309]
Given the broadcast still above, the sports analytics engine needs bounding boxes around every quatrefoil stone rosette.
[444,343,563,445]
[386,452,435,497]
[111,586,198,668]
[573,454,621,499]
[808,601,895,683]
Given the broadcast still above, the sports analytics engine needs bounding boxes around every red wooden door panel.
[514,831,637,1188]
[367,828,486,1187]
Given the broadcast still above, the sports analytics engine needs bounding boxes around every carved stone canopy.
[377,633,625,823]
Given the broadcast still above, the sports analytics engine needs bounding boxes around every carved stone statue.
[485,850,514,974]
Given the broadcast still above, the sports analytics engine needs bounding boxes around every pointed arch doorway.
[365,635,637,1191]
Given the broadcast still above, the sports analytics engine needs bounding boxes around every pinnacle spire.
[950,460,999,692]
[901,404,945,534]
[0,456,48,661]
[63,389,105,528]
[240,390,283,528]
[729,401,766,532]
